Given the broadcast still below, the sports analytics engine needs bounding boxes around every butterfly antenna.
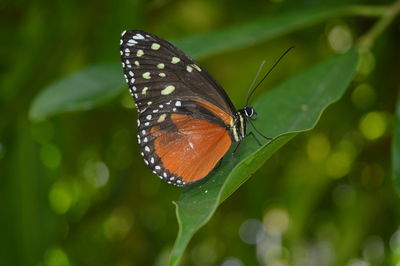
[245,60,266,104]
[245,46,294,106]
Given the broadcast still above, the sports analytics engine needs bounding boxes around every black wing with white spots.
[119,30,236,115]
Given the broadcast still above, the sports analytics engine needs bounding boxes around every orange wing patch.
[151,114,231,183]
[194,99,233,126]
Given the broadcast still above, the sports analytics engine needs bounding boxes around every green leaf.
[29,64,125,121]
[169,50,358,266]
[393,96,400,189]
[173,6,349,59]
[29,6,353,121]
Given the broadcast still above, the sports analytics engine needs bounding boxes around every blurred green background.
[1,0,400,265]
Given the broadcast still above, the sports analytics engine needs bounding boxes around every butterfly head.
[244,106,257,121]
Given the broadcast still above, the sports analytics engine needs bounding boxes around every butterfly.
[119,30,288,187]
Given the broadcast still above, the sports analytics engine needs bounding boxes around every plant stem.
[358,0,400,49]
[345,5,387,17]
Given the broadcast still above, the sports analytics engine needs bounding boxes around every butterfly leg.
[248,131,263,146]
[232,141,242,155]
[248,119,273,140]
[232,131,264,156]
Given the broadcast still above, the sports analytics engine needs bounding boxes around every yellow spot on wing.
[161,85,175,95]
[158,114,167,122]
[137,50,144,57]
[171,57,180,64]
[151,43,160,50]
[142,72,151,79]
[192,64,201,72]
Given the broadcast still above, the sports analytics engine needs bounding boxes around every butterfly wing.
[120,30,236,186]
[136,99,232,186]
[120,30,236,116]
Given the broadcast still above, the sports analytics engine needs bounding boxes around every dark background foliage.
[1,0,399,265]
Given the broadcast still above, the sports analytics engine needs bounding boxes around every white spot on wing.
[127,39,138,46]
[133,33,145,40]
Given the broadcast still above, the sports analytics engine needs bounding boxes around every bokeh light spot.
[348,258,369,266]
[307,133,331,163]
[390,230,400,254]
[263,208,289,237]
[325,151,352,178]
[239,219,264,244]
[356,48,375,76]
[328,24,353,53]
[84,160,110,187]
[104,207,134,241]
[49,182,72,214]
[351,84,376,110]
[40,144,62,169]
[362,236,384,263]
[44,246,70,266]
[177,0,218,30]
[359,111,387,140]
[190,237,218,265]
[221,257,244,266]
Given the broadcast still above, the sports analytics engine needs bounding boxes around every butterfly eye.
[245,106,254,117]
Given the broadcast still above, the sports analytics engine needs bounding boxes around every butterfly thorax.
[230,106,257,142]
